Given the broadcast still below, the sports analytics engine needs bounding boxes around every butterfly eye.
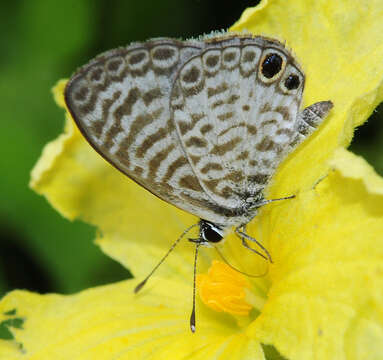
[200,221,224,243]
[258,51,286,84]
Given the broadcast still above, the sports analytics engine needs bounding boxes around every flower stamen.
[197,260,265,316]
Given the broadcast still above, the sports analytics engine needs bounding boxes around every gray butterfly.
[65,32,332,331]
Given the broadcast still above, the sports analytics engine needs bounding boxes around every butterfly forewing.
[65,39,225,222]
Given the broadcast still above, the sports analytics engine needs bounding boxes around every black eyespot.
[285,74,300,90]
[261,53,283,78]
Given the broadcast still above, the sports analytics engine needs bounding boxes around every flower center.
[197,260,266,317]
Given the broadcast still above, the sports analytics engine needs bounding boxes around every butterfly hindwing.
[171,36,305,210]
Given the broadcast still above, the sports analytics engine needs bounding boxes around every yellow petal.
[0,279,264,360]
[330,147,383,196]
[244,150,383,359]
[232,0,383,199]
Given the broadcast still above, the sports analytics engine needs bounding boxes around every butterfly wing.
[171,36,305,211]
[65,38,233,224]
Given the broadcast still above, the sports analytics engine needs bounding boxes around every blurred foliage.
[0,0,381,301]
[350,102,383,175]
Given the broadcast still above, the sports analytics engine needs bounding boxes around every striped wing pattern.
[171,37,304,210]
[65,34,305,226]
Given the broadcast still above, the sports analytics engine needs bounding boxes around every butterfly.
[64,32,333,331]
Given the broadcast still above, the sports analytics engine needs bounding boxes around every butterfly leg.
[290,100,333,148]
[249,194,295,209]
[235,225,273,263]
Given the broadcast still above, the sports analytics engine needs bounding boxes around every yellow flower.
[2,0,383,359]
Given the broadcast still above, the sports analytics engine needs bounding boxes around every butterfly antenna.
[190,241,200,333]
[214,245,269,278]
[134,223,199,293]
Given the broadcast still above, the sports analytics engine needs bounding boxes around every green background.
[1,0,382,299]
